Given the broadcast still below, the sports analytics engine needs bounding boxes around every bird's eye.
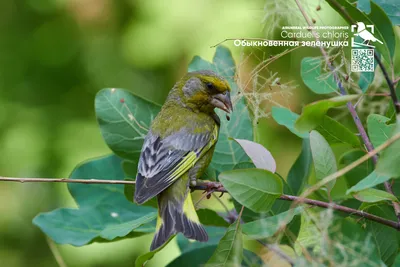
[206,82,214,90]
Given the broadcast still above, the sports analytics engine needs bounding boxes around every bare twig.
[294,0,400,221]
[0,177,136,185]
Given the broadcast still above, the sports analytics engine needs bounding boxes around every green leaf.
[242,207,303,239]
[188,46,253,172]
[135,236,174,267]
[327,0,395,62]
[339,149,373,187]
[310,130,337,191]
[376,116,400,178]
[177,226,226,253]
[95,88,160,160]
[206,220,243,266]
[197,209,230,227]
[33,155,157,246]
[295,95,358,133]
[352,188,397,203]
[232,138,276,172]
[346,171,390,194]
[367,114,395,147]
[168,246,218,267]
[301,57,337,94]
[219,169,283,213]
[287,139,312,195]
[316,116,360,147]
[358,0,400,25]
[366,205,399,265]
[271,106,308,138]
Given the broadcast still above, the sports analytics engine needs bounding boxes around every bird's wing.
[134,125,218,204]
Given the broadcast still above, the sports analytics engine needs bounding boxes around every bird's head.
[175,70,233,114]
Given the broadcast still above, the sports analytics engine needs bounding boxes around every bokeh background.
[1,0,395,266]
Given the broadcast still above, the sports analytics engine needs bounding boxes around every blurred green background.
[0,0,377,266]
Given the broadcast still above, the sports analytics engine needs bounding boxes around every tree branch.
[294,0,400,221]
[1,176,399,230]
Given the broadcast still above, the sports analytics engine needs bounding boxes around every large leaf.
[376,116,400,178]
[327,0,395,62]
[295,95,358,133]
[189,46,253,172]
[219,168,283,213]
[301,57,337,94]
[206,220,243,266]
[33,155,157,246]
[366,205,399,265]
[197,209,230,227]
[367,114,395,147]
[168,246,218,267]
[358,0,400,25]
[346,170,390,194]
[271,106,308,138]
[310,130,337,192]
[287,139,312,195]
[339,149,373,187]
[95,88,160,160]
[352,188,397,203]
[316,116,360,147]
[233,138,276,172]
[242,207,303,239]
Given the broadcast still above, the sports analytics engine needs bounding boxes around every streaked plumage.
[134,70,232,250]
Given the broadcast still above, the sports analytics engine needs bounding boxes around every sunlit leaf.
[232,138,276,172]
[353,188,397,203]
[219,169,283,213]
[295,95,358,133]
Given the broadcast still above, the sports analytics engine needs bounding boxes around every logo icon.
[351,22,382,48]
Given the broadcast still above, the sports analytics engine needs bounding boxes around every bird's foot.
[202,182,225,199]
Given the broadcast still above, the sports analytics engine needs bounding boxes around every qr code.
[351,49,374,72]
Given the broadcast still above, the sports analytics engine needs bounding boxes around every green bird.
[134,70,233,251]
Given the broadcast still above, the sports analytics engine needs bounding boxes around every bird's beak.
[211,92,233,113]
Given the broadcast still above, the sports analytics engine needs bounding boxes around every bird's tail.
[150,190,208,251]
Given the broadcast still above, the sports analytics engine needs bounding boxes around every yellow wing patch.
[167,125,219,183]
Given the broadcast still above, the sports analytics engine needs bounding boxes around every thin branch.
[294,0,400,221]
[0,177,136,185]
[2,174,399,230]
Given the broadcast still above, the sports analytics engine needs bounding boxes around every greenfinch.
[134,70,232,250]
